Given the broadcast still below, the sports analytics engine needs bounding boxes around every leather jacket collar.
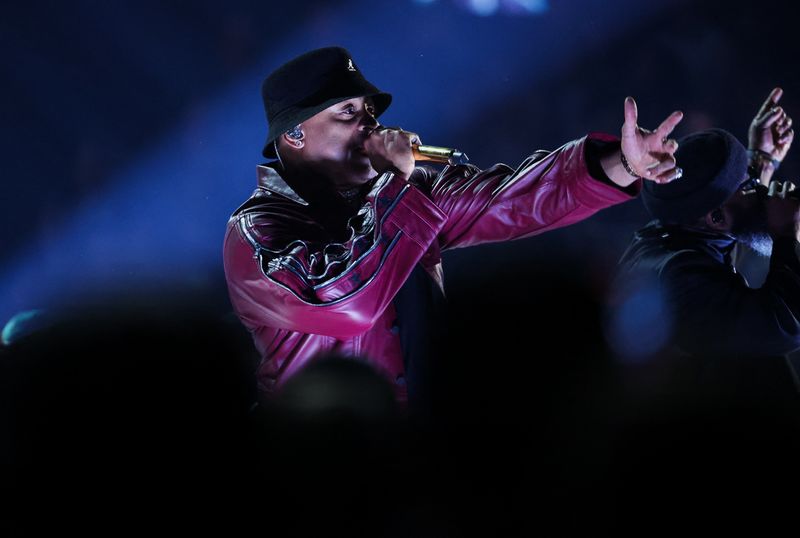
[636,220,738,266]
[256,163,309,205]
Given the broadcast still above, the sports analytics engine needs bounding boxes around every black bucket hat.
[260,47,392,158]
[641,128,749,224]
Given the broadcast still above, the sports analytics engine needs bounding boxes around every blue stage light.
[506,0,548,14]
[429,0,548,16]
[606,283,674,364]
[467,0,499,17]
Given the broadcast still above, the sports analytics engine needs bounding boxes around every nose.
[360,103,379,129]
[361,114,379,131]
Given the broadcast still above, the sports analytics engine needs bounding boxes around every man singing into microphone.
[223,46,683,410]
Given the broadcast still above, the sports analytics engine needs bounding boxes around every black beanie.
[641,128,749,224]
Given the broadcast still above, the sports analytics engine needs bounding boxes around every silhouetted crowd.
[2,270,798,537]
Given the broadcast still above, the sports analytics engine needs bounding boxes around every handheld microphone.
[768,180,799,199]
[367,126,469,166]
[412,144,470,166]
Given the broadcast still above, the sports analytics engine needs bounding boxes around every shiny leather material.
[223,133,637,402]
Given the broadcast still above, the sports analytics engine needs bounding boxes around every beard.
[737,232,773,257]
[730,199,773,257]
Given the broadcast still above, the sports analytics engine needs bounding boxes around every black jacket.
[612,221,800,406]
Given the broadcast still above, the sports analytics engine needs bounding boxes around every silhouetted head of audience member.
[269,354,400,422]
[248,355,410,537]
[1,293,262,533]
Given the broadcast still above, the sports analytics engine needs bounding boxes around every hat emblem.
[347,59,356,72]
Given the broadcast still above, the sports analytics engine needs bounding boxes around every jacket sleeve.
[660,238,800,356]
[423,133,638,250]
[223,171,447,339]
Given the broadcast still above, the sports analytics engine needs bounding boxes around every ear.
[704,208,728,231]
[281,130,305,150]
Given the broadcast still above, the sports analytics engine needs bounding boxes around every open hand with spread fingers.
[619,96,684,185]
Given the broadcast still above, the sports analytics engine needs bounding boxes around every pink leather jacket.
[223,134,639,403]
